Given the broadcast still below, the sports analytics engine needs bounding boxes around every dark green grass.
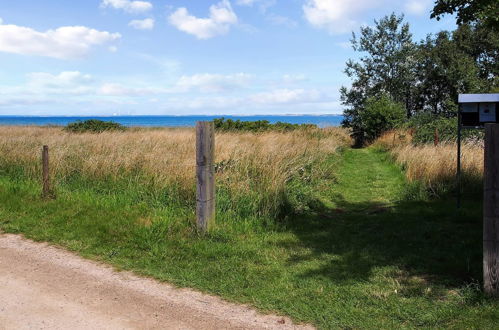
[0,148,497,329]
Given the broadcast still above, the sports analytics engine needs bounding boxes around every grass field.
[375,130,483,197]
[0,126,350,221]
[0,126,497,329]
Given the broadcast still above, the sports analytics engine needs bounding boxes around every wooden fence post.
[196,122,215,232]
[42,145,52,199]
[434,127,439,146]
[484,123,499,296]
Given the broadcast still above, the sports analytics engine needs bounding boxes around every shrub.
[407,113,483,145]
[358,94,406,144]
[65,120,126,133]
[213,117,317,132]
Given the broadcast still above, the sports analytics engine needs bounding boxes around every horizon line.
[0,114,344,118]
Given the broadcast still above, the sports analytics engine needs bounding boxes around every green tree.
[413,22,498,116]
[414,30,483,116]
[431,0,499,30]
[341,13,416,145]
[358,94,405,143]
[452,22,499,87]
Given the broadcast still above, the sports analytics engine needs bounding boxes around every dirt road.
[0,234,312,330]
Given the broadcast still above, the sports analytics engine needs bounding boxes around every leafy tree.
[413,22,498,116]
[452,22,499,87]
[341,13,416,145]
[413,30,483,116]
[431,0,499,30]
[341,13,498,146]
[358,94,406,143]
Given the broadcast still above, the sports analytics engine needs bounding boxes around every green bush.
[65,120,127,133]
[213,117,317,132]
[407,113,483,144]
[359,94,406,143]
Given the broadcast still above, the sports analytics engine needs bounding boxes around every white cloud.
[236,0,257,5]
[129,18,155,30]
[0,67,342,115]
[168,0,238,39]
[0,23,120,59]
[176,73,252,93]
[26,71,94,95]
[236,0,276,12]
[98,73,253,96]
[405,0,432,16]
[0,97,53,107]
[101,0,152,13]
[28,71,93,88]
[136,54,182,74]
[159,88,336,114]
[303,0,435,34]
[303,0,379,35]
[98,83,167,96]
[0,18,3,25]
[267,14,298,28]
[250,89,323,105]
[282,74,307,84]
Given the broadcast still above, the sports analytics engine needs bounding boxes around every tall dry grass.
[0,126,351,217]
[375,130,483,195]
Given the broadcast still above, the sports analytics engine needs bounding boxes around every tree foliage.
[341,13,416,145]
[341,13,498,145]
[431,0,499,30]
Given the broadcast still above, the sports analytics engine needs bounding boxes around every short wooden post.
[42,145,52,199]
[434,127,439,146]
[196,122,215,232]
[484,124,499,296]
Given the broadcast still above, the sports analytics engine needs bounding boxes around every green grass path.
[330,148,406,206]
[0,147,497,329]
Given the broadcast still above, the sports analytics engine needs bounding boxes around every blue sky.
[0,0,456,116]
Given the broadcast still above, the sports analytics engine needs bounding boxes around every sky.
[0,0,456,116]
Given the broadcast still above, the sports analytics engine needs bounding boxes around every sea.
[0,115,344,128]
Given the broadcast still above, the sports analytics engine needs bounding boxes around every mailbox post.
[458,93,499,296]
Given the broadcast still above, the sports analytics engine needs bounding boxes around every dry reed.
[0,126,351,216]
[375,130,483,193]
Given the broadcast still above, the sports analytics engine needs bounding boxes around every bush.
[358,94,406,144]
[407,113,483,145]
[65,120,127,133]
[213,117,317,132]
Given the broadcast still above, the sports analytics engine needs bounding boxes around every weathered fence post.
[42,145,52,199]
[196,122,215,232]
[484,123,499,296]
[434,127,439,146]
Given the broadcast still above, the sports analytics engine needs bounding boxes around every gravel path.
[0,234,312,330]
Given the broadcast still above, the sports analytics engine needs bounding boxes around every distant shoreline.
[0,115,344,128]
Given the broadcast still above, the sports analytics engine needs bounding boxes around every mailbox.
[458,94,499,128]
[456,93,499,210]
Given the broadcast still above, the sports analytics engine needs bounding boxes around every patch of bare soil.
[0,234,313,330]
